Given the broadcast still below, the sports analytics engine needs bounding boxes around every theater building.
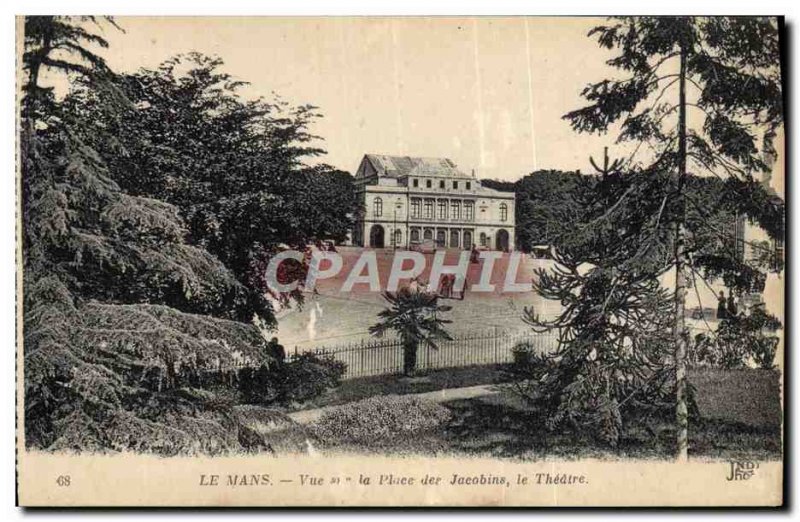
[351,154,515,251]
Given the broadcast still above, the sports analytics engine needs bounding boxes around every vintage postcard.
[16,15,785,507]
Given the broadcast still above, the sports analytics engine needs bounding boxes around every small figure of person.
[717,291,727,321]
[440,273,455,298]
[470,243,480,264]
[727,294,738,317]
[408,276,420,294]
[267,337,286,363]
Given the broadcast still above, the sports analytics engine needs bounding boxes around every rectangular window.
[413,179,419,188]
[426,179,432,188]
[453,181,458,189]
[773,238,784,271]
[411,198,421,218]
[464,201,474,221]
[437,200,447,220]
[451,201,461,220]
[440,180,445,189]
[424,199,434,219]
[466,181,471,190]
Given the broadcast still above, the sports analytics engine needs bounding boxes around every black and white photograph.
[13,11,787,507]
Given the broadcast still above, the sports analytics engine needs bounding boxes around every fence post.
[493,326,499,363]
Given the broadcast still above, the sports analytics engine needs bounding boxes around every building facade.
[352,154,515,251]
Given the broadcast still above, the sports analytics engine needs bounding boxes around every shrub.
[278,353,347,404]
[237,353,347,406]
[690,308,782,370]
[238,365,281,404]
[504,338,674,448]
[313,395,452,446]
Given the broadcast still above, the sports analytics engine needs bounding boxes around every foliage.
[507,338,674,447]
[486,168,739,256]
[21,16,120,124]
[237,353,347,405]
[277,353,348,403]
[485,171,594,252]
[691,307,782,369]
[21,17,333,455]
[64,53,359,315]
[313,396,452,446]
[512,185,679,447]
[566,18,782,157]
[23,274,274,453]
[517,17,784,453]
[369,289,453,375]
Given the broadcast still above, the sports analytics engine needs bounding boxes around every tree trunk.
[403,341,418,376]
[674,46,689,462]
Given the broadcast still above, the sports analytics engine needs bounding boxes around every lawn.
[293,364,511,410]
[259,366,782,461]
[437,389,781,461]
[302,388,781,461]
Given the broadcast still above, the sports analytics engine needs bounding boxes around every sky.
[84,16,629,181]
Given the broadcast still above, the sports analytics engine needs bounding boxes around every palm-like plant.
[369,289,453,376]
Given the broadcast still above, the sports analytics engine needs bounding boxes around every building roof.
[363,154,473,179]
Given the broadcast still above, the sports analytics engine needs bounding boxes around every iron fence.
[290,329,559,380]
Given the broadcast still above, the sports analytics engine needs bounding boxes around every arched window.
[393,229,402,247]
[496,229,509,251]
[369,225,385,248]
[374,197,383,217]
[450,230,460,248]
[436,230,446,247]
[423,228,433,240]
[480,232,488,247]
[499,203,508,222]
[463,231,473,249]
[410,228,420,243]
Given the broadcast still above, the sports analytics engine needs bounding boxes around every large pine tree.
[63,53,359,313]
[22,17,275,453]
[525,17,784,460]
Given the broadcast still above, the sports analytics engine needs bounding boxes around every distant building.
[738,145,785,311]
[743,149,784,270]
[351,154,515,251]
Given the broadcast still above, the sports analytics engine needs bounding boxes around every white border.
[3,1,798,519]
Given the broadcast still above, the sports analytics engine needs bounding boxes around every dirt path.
[288,383,501,424]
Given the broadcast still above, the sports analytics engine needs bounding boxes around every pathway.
[287,383,501,424]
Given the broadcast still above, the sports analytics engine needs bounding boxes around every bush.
[278,353,347,403]
[690,308,782,370]
[237,365,281,404]
[313,396,452,446]
[237,353,347,406]
[504,339,674,448]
